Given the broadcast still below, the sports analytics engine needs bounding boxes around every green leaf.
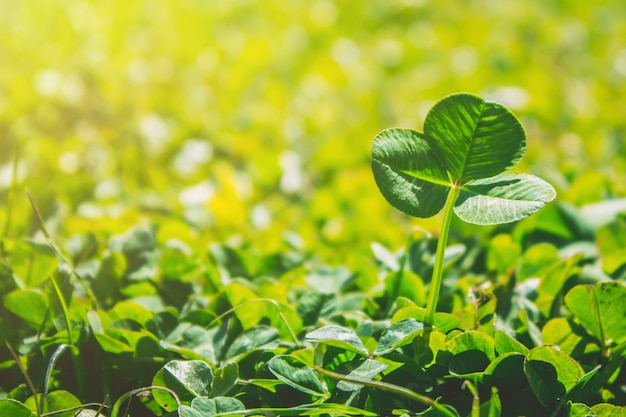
[147,310,180,340]
[225,326,279,360]
[423,93,525,181]
[8,240,58,288]
[581,198,626,230]
[569,402,596,417]
[109,227,156,275]
[163,321,230,364]
[24,391,81,417]
[336,359,388,391]
[370,93,554,224]
[524,359,565,407]
[211,362,239,397]
[541,318,585,356]
[245,379,283,393]
[373,318,424,356]
[591,403,626,417]
[455,172,556,225]
[295,291,336,326]
[516,242,560,282]
[567,355,626,403]
[486,234,521,276]
[371,128,449,218]
[595,214,626,275]
[152,360,214,411]
[441,331,495,377]
[383,270,426,308]
[4,289,52,331]
[191,397,245,416]
[448,349,491,377]
[411,329,447,368]
[162,405,204,417]
[566,357,625,405]
[0,399,33,417]
[535,256,582,318]
[75,410,110,417]
[305,325,369,356]
[445,330,495,361]
[564,282,626,346]
[93,251,126,301]
[483,352,526,393]
[472,290,497,335]
[92,332,134,354]
[392,306,460,333]
[110,300,154,325]
[267,355,327,397]
[208,403,377,416]
[224,284,263,330]
[524,346,584,407]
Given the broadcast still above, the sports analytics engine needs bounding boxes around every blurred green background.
[1,0,625,261]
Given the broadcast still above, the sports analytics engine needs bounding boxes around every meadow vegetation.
[1,1,626,416]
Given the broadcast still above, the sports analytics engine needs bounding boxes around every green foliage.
[1,2,626,417]
[371,93,556,225]
[372,93,556,326]
[1,211,624,416]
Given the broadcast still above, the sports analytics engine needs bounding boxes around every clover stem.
[424,182,461,325]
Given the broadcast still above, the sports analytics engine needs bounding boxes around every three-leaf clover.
[371,92,556,225]
[371,92,556,324]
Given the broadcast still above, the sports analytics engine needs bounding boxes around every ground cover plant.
[3,1,626,416]
[1,92,625,417]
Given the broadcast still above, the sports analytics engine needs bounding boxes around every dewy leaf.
[225,326,280,360]
[207,403,377,416]
[373,318,424,356]
[267,355,328,397]
[423,92,525,182]
[564,282,626,346]
[191,396,245,416]
[392,306,460,333]
[371,128,450,218]
[455,172,556,225]
[176,405,205,417]
[305,325,369,356]
[336,359,388,392]
[152,360,214,411]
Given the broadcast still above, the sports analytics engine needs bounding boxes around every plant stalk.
[0,136,19,259]
[384,234,413,317]
[206,298,300,346]
[49,275,87,401]
[424,182,461,325]
[314,366,457,417]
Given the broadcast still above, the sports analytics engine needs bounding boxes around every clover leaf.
[372,92,556,325]
[371,92,555,225]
